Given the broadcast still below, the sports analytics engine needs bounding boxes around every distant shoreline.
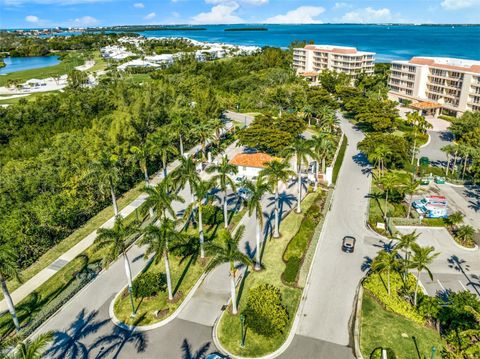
[224,27,268,32]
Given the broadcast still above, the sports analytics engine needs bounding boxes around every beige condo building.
[293,44,376,82]
[388,57,480,117]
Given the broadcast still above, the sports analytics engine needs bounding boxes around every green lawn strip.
[0,53,84,87]
[1,182,144,300]
[332,135,348,185]
[217,193,319,357]
[360,292,443,359]
[86,51,109,73]
[0,91,60,105]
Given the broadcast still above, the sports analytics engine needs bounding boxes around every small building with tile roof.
[229,153,276,178]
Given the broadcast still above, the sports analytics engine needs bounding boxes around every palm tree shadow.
[448,255,480,296]
[181,339,210,359]
[361,256,373,272]
[90,314,148,359]
[46,309,109,359]
[236,267,250,307]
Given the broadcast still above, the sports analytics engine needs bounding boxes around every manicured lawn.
[216,193,320,357]
[361,292,443,359]
[332,135,348,185]
[0,53,84,86]
[0,91,60,105]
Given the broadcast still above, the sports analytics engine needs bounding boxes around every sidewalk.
[0,121,235,314]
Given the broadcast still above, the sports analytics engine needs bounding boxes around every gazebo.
[410,101,442,117]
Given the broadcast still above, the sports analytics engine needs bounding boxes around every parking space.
[419,272,480,298]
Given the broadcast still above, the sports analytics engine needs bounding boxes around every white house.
[229,153,276,178]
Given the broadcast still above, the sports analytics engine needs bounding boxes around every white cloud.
[6,0,109,5]
[206,0,267,4]
[441,0,480,10]
[190,1,244,24]
[341,7,392,23]
[144,12,156,20]
[242,0,268,4]
[263,6,325,24]
[25,15,40,22]
[73,15,99,25]
[333,2,350,10]
[133,2,144,8]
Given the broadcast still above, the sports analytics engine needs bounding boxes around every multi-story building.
[388,57,480,117]
[293,44,376,81]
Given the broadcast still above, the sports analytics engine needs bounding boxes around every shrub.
[202,204,224,226]
[363,271,424,324]
[283,257,300,284]
[243,284,289,337]
[132,272,166,298]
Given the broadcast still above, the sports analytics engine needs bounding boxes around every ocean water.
[138,24,480,62]
[0,56,60,75]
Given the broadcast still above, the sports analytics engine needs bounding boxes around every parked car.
[342,236,356,253]
[243,147,258,154]
[206,354,227,359]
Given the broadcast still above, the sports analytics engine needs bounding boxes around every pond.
[0,56,60,75]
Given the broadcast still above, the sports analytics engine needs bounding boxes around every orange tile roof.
[410,101,442,110]
[300,71,319,77]
[303,45,357,54]
[410,57,480,74]
[229,153,275,169]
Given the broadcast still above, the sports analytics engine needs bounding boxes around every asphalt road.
[418,130,452,166]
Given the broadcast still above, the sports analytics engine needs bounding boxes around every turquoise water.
[138,24,480,62]
[0,56,60,75]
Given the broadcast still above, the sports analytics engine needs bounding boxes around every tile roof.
[410,101,442,110]
[229,153,276,169]
[300,71,319,77]
[410,57,480,74]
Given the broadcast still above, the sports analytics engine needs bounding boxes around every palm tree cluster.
[370,231,439,306]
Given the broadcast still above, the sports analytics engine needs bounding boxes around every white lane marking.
[437,279,446,291]
[458,280,468,291]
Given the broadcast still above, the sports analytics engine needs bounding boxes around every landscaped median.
[214,190,331,358]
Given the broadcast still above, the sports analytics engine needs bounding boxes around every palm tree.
[209,118,225,148]
[184,179,214,259]
[139,219,184,301]
[317,106,338,133]
[130,140,154,187]
[172,156,200,205]
[378,172,400,221]
[446,211,464,231]
[150,129,179,179]
[195,121,213,162]
[95,216,139,315]
[406,112,431,164]
[143,176,184,221]
[456,225,476,246]
[170,108,193,157]
[284,138,315,213]
[371,250,399,296]
[410,244,439,306]
[205,226,253,315]
[88,151,121,217]
[311,133,336,191]
[403,175,421,218]
[0,244,21,332]
[260,160,295,238]
[206,156,237,228]
[395,231,419,281]
[11,331,53,359]
[243,178,270,270]
[369,144,391,177]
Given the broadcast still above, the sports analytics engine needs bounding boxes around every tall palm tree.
[205,226,253,315]
[406,112,431,164]
[284,138,315,213]
[184,179,215,259]
[139,219,184,301]
[0,244,21,332]
[378,172,400,221]
[410,244,439,306]
[172,156,201,205]
[195,121,213,162]
[317,106,338,133]
[206,156,238,228]
[370,144,391,177]
[260,160,295,238]
[395,231,419,281]
[150,129,179,179]
[130,140,154,187]
[371,250,399,296]
[143,176,184,221]
[311,133,336,191]
[95,216,139,315]
[88,151,121,217]
[403,175,421,218]
[243,178,270,270]
[11,332,53,359]
[209,118,225,148]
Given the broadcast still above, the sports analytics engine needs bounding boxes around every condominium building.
[388,57,480,117]
[293,45,375,81]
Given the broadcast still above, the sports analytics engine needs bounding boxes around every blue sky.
[1,0,480,29]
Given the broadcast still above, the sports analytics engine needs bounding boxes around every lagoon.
[0,56,60,75]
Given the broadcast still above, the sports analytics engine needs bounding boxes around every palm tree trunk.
[321,157,326,174]
[230,269,237,314]
[314,161,318,192]
[199,205,205,259]
[411,129,417,165]
[274,185,280,238]
[223,190,229,228]
[143,168,150,187]
[407,194,413,218]
[110,184,119,217]
[123,254,133,290]
[162,158,168,179]
[164,252,173,300]
[179,134,184,157]
[414,270,420,306]
[445,153,450,175]
[255,213,261,270]
[384,190,389,221]
[452,152,458,175]
[462,155,468,179]
[387,269,391,296]
[296,171,302,214]
[1,278,20,332]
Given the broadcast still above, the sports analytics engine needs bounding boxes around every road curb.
[353,284,364,359]
[445,181,466,188]
[419,133,431,149]
[109,271,208,332]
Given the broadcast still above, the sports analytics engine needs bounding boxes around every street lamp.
[430,346,436,359]
[240,314,246,347]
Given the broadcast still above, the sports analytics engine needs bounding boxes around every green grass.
[216,193,320,357]
[0,53,84,87]
[0,91,60,105]
[86,51,108,73]
[332,135,348,185]
[360,292,443,359]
